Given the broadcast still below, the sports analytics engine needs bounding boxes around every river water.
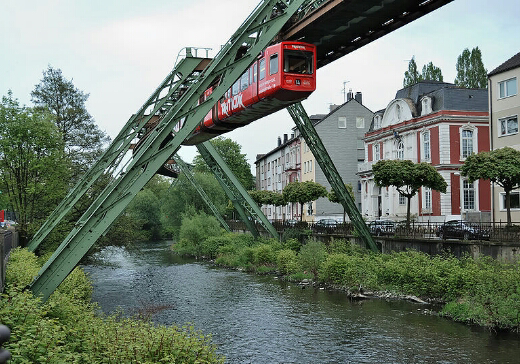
[82,240,520,363]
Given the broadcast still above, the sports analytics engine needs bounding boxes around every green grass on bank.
[173,215,520,332]
[0,248,224,363]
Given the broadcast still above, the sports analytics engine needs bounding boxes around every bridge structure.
[26,0,452,301]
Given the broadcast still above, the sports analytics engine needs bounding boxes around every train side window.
[232,80,240,96]
[240,72,249,91]
[269,54,279,75]
[253,63,257,83]
[259,59,266,80]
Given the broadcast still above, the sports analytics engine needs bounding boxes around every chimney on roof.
[355,91,362,104]
[277,136,281,147]
[347,89,354,101]
[283,134,288,143]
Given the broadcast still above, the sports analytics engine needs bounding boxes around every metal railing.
[227,219,520,243]
[1,229,18,293]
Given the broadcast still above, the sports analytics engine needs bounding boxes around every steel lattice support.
[287,102,379,252]
[27,54,210,252]
[173,155,231,232]
[197,142,279,240]
[30,0,306,301]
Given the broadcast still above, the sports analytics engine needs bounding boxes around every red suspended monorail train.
[180,41,317,145]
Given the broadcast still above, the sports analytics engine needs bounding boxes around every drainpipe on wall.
[488,77,495,224]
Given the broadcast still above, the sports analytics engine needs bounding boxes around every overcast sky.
[2,0,520,171]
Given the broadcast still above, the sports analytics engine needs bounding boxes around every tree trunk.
[506,189,512,226]
[406,196,412,227]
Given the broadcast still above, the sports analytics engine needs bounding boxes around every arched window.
[397,140,404,160]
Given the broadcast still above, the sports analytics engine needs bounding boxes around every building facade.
[307,92,373,222]
[359,81,491,222]
[255,134,301,221]
[488,52,520,222]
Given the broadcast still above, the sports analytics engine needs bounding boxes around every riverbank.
[0,248,224,363]
[172,230,520,332]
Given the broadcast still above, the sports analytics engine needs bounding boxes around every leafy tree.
[126,189,162,241]
[161,172,228,238]
[403,57,444,87]
[0,91,69,244]
[328,183,354,223]
[249,189,285,207]
[282,181,328,221]
[421,62,443,83]
[403,57,421,87]
[372,160,447,225]
[461,147,520,226]
[193,137,254,190]
[31,66,110,180]
[454,47,487,88]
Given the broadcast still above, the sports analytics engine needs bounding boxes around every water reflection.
[83,241,520,363]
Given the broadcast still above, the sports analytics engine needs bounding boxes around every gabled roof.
[488,51,520,77]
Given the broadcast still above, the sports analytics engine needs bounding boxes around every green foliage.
[173,210,224,257]
[461,147,520,225]
[372,159,447,224]
[1,248,224,363]
[281,227,311,246]
[403,56,443,87]
[5,247,40,287]
[454,47,488,89]
[193,137,254,190]
[31,65,110,178]
[249,189,285,206]
[0,91,69,243]
[299,240,328,279]
[283,181,328,220]
[276,249,300,275]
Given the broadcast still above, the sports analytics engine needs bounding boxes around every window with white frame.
[396,140,404,160]
[421,96,432,115]
[422,130,431,161]
[461,129,474,159]
[499,115,518,136]
[374,115,382,129]
[356,117,365,129]
[500,191,520,210]
[338,116,346,129]
[499,77,517,98]
[374,143,381,161]
[309,160,312,172]
[463,180,475,210]
[423,187,432,211]
[399,193,406,205]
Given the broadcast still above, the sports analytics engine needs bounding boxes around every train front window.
[284,50,313,74]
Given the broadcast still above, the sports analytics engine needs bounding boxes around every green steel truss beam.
[173,155,231,232]
[27,54,209,252]
[30,0,306,301]
[197,142,279,240]
[287,102,379,252]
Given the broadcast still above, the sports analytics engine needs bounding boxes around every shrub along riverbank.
[173,224,520,332]
[0,248,224,363]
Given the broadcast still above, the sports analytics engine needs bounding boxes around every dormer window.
[374,115,382,129]
[421,96,432,115]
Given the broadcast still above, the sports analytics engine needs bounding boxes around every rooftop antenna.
[342,80,350,102]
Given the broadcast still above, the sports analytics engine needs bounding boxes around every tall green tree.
[31,66,110,180]
[454,47,488,89]
[0,91,69,243]
[193,137,254,190]
[372,160,447,225]
[461,147,520,226]
[249,189,285,207]
[403,57,444,87]
[282,181,328,221]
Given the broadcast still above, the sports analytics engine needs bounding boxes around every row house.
[255,134,301,221]
[358,81,491,222]
[255,90,372,222]
[488,51,520,222]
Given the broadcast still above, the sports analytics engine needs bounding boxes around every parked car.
[368,219,396,236]
[315,219,338,228]
[436,220,490,241]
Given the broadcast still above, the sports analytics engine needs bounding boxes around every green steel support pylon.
[30,0,306,301]
[287,102,379,252]
[27,51,210,252]
[197,141,279,240]
[173,155,231,232]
